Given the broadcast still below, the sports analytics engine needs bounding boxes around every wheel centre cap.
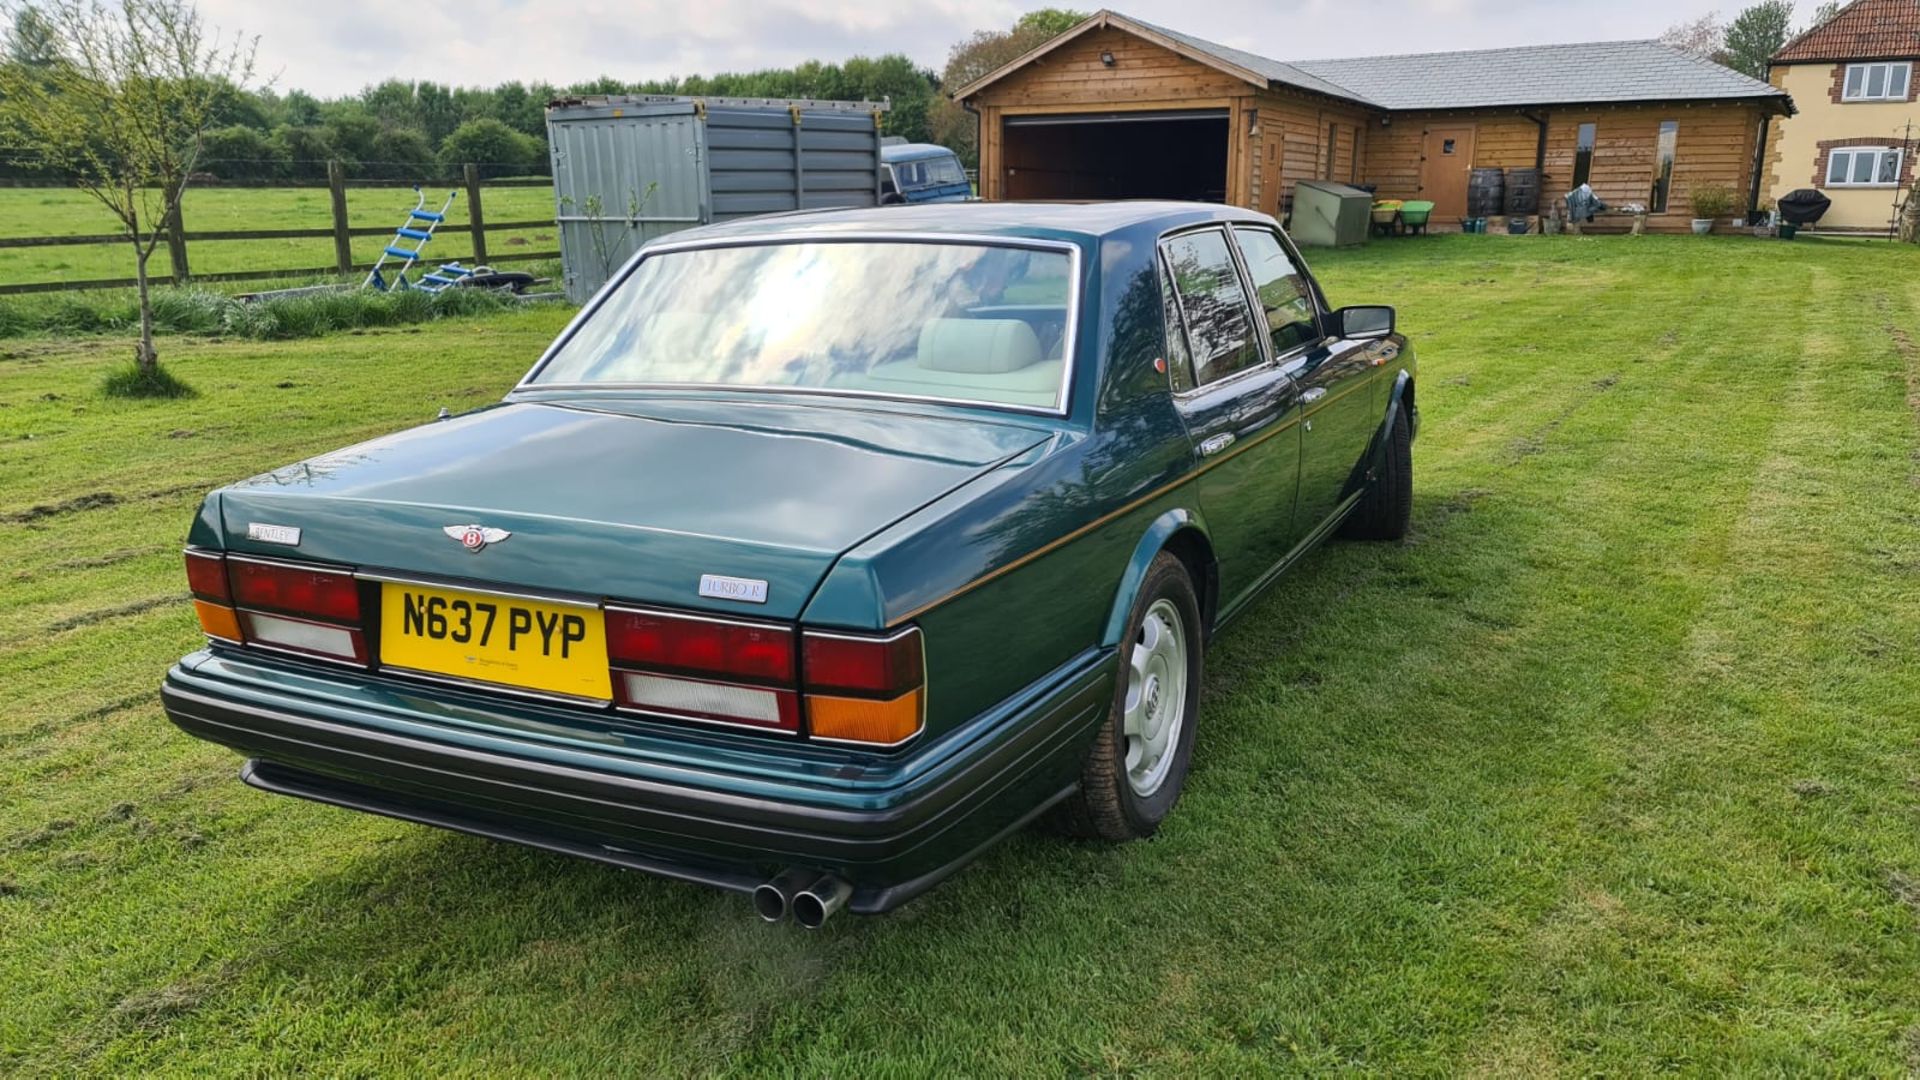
[1143,675,1162,733]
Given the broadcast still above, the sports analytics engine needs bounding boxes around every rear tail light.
[602,610,926,746]
[228,558,361,623]
[606,608,800,732]
[182,550,367,665]
[185,549,242,642]
[802,628,925,747]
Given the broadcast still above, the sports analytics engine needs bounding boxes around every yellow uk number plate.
[379,582,611,701]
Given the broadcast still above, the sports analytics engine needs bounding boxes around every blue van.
[881,143,972,204]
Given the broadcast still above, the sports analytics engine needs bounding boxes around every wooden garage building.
[956,11,1796,232]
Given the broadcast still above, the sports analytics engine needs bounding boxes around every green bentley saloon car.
[162,201,1416,926]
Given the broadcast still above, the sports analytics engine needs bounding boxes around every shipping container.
[545,95,890,301]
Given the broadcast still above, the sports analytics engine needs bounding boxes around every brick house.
[1765,0,1920,230]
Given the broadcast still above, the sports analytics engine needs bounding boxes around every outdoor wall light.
[1100,50,1116,67]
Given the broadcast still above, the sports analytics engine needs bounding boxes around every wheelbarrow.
[1398,200,1434,236]
[1370,199,1404,237]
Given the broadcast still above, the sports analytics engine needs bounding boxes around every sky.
[195,0,1813,99]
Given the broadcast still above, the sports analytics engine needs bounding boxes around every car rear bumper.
[160,648,1112,915]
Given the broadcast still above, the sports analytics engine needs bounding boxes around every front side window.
[1572,122,1597,188]
[1231,227,1320,356]
[1161,228,1263,387]
[1843,62,1912,101]
[894,155,966,190]
[1650,120,1678,213]
[1826,146,1903,187]
[529,240,1075,411]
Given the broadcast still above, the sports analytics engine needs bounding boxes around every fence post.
[163,180,190,284]
[464,163,488,266]
[327,160,353,275]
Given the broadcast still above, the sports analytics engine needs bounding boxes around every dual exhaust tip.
[753,870,851,929]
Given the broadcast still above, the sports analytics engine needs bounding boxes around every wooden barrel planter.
[1504,168,1541,215]
[1467,168,1506,218]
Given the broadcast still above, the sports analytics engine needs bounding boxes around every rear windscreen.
[528,241,1076,412]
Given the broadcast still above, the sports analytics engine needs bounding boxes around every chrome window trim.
[1230,223,1329,352]
[512,231,1085,418]
[1158,223,1273,399]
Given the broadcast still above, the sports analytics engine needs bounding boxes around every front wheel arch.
[1102,509,1217,650]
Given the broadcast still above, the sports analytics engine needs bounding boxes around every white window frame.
[1825,146,1903,188]
[1841,61,1913,102]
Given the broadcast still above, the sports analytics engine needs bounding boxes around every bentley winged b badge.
[443,524,512,553]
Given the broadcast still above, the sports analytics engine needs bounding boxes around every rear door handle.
[1199,433,1235,457]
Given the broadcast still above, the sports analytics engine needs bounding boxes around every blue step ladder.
[365,187,473,293]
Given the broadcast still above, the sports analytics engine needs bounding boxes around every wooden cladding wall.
[967,22,1770,231]
[1542,103,1762,225]
[1246,88,1374,216]
[1364,111,1541,200]
[968,26,1250,113]
[1363,102,1764,231]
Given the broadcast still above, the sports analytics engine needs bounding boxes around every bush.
[101,361,196,399]
[1688,184,1739,220]
[439,117,534,178]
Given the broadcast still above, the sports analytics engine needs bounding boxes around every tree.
[1723,1,1795,78]
[932,9,1088,168]
[267,123,334,178]
[439,116,532,177]
[199,123,282,179]
[1659,12,1727,60]
[1807,1,1841,27]
[5,3,56,66]
[0,0,256,392]
[368,126,435,181]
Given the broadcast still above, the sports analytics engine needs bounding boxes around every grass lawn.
[3,234,1920,1073]
[0,185,558,287]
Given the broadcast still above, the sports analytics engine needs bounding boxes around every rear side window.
[1160,229,1263,387]
[1232,227,1320,356]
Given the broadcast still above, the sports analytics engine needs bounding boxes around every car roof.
[666,201,1274,245]
[881,143,962,162]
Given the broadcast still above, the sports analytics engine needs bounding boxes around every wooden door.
[1420,125,1476,220]
[1261,136,1285,216]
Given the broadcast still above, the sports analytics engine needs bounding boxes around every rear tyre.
[1342,405,1413,542]
[1056,552,1203,841]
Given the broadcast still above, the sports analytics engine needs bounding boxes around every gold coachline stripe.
[888,410,1314,627]
[887,367,1394,626]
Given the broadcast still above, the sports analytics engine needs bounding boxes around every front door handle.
[1301,387,1328,404]
[1199,433,1235,457]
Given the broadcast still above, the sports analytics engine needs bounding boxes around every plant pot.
[1778,223,1798,240]
[1691,219,1714,235]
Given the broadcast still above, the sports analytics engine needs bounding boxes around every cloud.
[201,0,1742,98]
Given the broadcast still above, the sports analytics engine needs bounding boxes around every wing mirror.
[1333,305,1395,340]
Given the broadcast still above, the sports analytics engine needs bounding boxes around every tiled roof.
[1123,15,1377,106]
[981,11,1792,112]
[1774,0,1920,63]
[1292,39,1786,110]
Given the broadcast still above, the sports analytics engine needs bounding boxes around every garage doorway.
[1002,110,1228,202]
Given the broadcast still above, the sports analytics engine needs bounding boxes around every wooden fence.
[0,163,561,296]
